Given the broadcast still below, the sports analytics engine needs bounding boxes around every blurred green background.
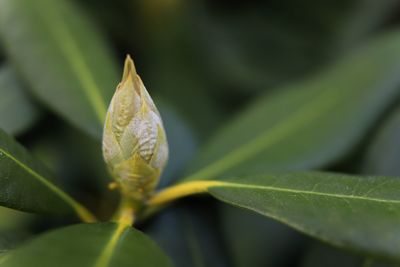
[2,0,400,266]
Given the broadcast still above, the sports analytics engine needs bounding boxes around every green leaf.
[301,242,398,267]
[0,65,39,135]
[148,203,230,267]
[184,31,400,181]
[29,123,110,190]
[301,243,363,267]
[205,172,400,261]
[0,223,173,267]
[0,207,32,232]
[156,100,198,187]
[371,261,400,267]
[136,0,398,95]
[0,0,119,138]
[0,207,32,255]
[146,46,223,140]
[135,2,225,139]
[197,0,399,91]
[220,205,303,267]
[363,105,400,176]
[0,128,93,219]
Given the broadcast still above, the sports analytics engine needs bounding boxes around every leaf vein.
[212,181,400,204]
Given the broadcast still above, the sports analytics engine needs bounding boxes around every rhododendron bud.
[102,55,168,201]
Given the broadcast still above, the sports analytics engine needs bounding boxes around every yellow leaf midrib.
[0,145,95,222]
[93,223,130,267]
[186,88,338,181]
[148,177,400,208]
[211,180,400,205]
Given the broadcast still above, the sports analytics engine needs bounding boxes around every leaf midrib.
[186,88,340,180]
[94,223,130,267]
[0,146,81,211]
[211,181,400,205]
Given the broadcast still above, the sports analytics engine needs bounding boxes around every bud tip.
[122,54,137,81]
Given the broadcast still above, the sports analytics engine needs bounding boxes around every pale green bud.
[102,55,168,201]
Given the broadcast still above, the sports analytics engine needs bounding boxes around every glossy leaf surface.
[206,172,400,261]
[0,129,80,215]
[0,223,173,267]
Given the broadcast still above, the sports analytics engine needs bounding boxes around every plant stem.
[112,194,137,226]
[147,180,224,207]
[74,205,97,223]
[94,206,134,267]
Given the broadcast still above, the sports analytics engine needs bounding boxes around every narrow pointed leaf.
[363,105,400,176]
[0,66,39,135]
[0,129,84,215]
[0,0,119,138]
[184,31,400,181]
[0,223,173,267]
[204,172,400,261]
[199,0,400,91]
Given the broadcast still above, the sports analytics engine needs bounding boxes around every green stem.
[74,204,97,223]
[147,181,224,207]
[111,194,138,225]
[94,209,134,267]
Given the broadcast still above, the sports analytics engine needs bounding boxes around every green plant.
[2,0,400,266]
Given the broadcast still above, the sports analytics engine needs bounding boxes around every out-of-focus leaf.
[197,0,399,91]
[216,28,400,265]
[0,66,39,135]
[221,205,303,267]
[135,1,225,139]
[201,172,400,261]
[0,207,31,231]
[147,63,223,140]
[371,261,400,267]
[301,243,398,267]
[156,99,198,187]
[332,0,399,51]
[29,123,110,189]
[184,31,400,181]
[0,128,88,216]
[363,106,400,176]
[148,203,230,267]
[27,121,117,219]
[0,0,119,138]
[0,231,30,256]
[0,223,173,267]
[301,243,362,267]
[0,207,32,254]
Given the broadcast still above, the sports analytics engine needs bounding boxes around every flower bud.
[102,55,168,201]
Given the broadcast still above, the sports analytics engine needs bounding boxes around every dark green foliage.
[1,0,400,266]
